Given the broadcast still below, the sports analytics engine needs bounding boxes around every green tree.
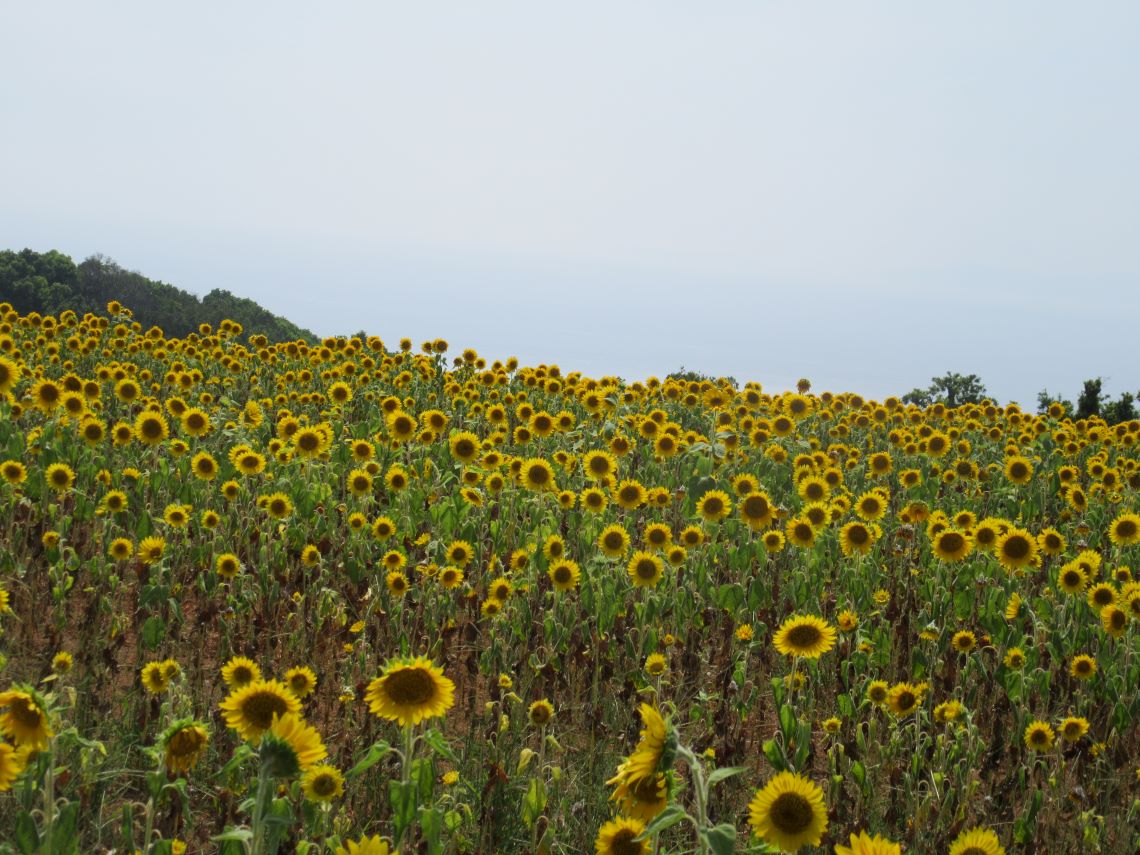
[903,372,988,408]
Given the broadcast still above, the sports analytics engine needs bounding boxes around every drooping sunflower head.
[528,699,554,727]
[162,719,209,774]
[747,770,828,852]
[365,656,455,728]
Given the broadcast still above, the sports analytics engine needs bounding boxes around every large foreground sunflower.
[365,656,455,728]
[747,770,828,852]
[773,615,836,659]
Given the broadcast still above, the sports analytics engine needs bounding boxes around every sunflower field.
[0,301,1138,855]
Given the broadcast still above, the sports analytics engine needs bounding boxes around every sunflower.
[1108,512,1140,546]
[739,491,776,530]
[222,656,262,689]
[994,527,1038,571]
[644,653,667,677]
[219,680,301,742]
[606,704,669,790]
[365,656,455,728]
[0,740,25,791]
[108,538,133,561]
[386,570,409,597]
[1070,654,1097,680]
[951,630,977,653]
[134,410,169,446]
[747,771,828,852]
[45,463,75,492]
[595,816,648,855]
[264,712,327,772]
[582,450,617,481]
[886,682,927,717]
[834,831,901,855]
[1004,455,1034,485]
[215,553,241,580]
[548,559,581,592]
[31,378,63,412]
[162,720,209,773]
[0,355,19,395]
[1058,716,1089,743]
[1023,720,1055,751]
[696,489,732,523]
[264,493,293,520]
[628,551,664,588]
[336,835,396,855]
[785,517,816,549]
[302,763,344,802]
[0,459,27,486]
[528,699,554,727]
[1086,582,1117,610]
[1058,561,1088,595]
[520,457,556,491]
[931,528,973,562]
[948,827,1005,855]
[141,661,171,694]
[285,666,318,699]
[439,565,464,589]
[449,431,481,463]
[839,521,877,557]
[614,479,647,510]
[763,530,786,553]
[1037,527,1066,555]
[866,680,889,706]
[446,540,474,567]
[1100,604,1128,638]
[598,524,631,559]
[772,615,836,659]
[0,689,53,749]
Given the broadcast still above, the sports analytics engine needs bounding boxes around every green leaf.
[212,828,255,842]
[422,729,457,763]
[703,823,738,855]
[707,766,746,787]
[13,812,38,855]
[347,740,392,779]
[639,804,687,838]
[141,615,166,649]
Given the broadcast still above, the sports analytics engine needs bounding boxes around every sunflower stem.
[250,761,274,855]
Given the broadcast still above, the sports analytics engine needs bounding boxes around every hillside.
[0,248,316,342]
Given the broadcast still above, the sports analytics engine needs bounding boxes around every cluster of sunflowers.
[0,299,1138,853]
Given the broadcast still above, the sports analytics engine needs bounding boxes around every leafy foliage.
[0,249,315,343]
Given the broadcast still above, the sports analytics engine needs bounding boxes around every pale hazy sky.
[3,2,1138,405]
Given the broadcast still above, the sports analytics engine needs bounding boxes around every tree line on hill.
[0,248,315,343]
